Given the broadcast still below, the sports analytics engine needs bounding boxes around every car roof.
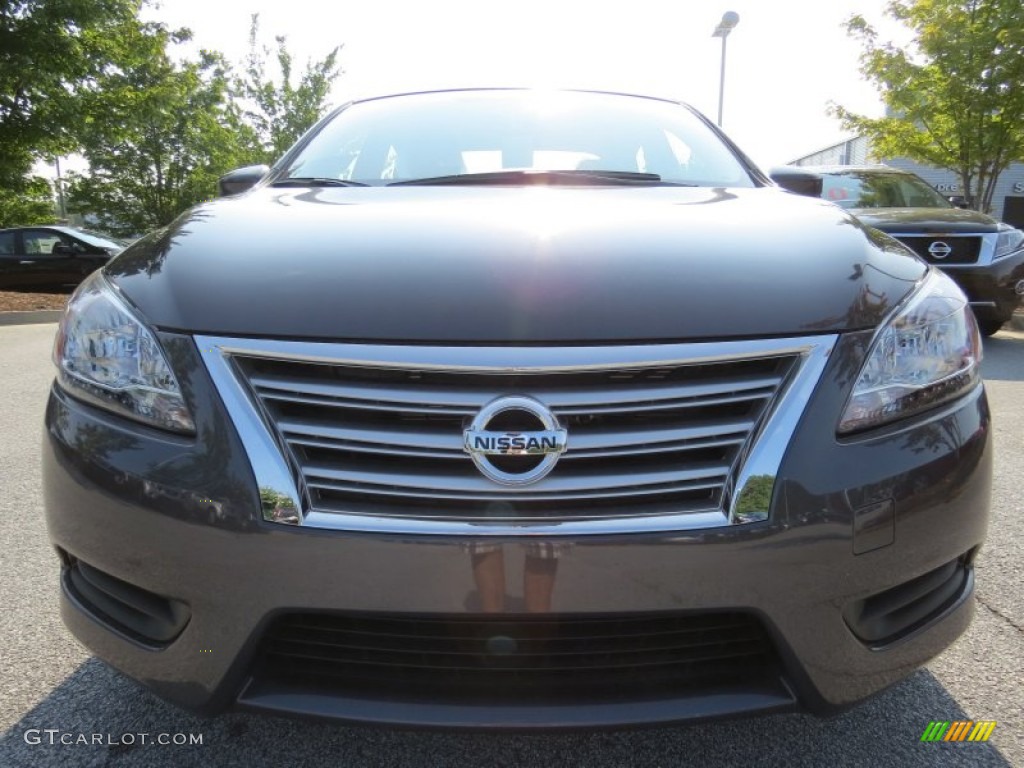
[799,164,914,176]
[346,87,686,109]
[0,225,95,236]
[0,225,63,233]
[0,225,127,246]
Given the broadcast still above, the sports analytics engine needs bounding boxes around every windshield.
[281,90,756,187]
[821,171,951,209]
[67,229,129,249]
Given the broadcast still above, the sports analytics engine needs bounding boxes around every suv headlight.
[838,269,982,434]
[995,224,1024,260]
[52,271,195,433]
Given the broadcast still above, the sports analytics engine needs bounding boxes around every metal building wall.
[790,137,870,167]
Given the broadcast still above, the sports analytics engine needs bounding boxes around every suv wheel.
[974,313,1006,337]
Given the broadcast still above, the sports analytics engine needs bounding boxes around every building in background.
[790,137,1024,228]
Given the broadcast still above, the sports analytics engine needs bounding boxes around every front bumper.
[931,250,1024,320]
[41,331,992,728]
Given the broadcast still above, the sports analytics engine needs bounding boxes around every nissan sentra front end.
[42,89,991,729]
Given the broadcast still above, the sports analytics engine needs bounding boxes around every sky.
[48,0,911,176]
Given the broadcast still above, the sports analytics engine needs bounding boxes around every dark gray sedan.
[42,89,991,729]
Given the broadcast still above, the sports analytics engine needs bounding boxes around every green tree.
[68,27,254,236]
[830,0,1024,213]
[235,14,342,164]
[0,0,149,188]
[733,475,775,522]
[0,176,54,228]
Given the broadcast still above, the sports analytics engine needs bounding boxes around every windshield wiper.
[271,177,369,187]
[389,170,688,187]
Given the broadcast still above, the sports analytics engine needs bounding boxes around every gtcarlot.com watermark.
[24,729,203,746]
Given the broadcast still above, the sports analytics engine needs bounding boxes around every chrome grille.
[197,336,835,532]
[229,352,798,523]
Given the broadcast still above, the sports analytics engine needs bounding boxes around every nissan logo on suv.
[928,240,953,259]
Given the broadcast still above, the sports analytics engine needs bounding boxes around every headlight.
[52,271,195,433]
[995,224,1024,260]
[838,269,982,434]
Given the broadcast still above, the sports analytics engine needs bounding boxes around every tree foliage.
[3,4,343,233]
[236,14,342,164]
[0,176,54,228]
[1,0,155,226]
[67,23,253,236]
[831,0,1024,213]
[0,0,147,188]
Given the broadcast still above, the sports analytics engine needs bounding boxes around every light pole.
[711,11,740,127]
[54,157,67,221]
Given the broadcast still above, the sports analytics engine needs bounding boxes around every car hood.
[107,186,925,343]
[850,206,1000,234]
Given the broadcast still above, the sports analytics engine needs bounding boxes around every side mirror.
[218,164,270,197]
[769,166,824,198]
[947,195,970,209]
[52,243,74,256]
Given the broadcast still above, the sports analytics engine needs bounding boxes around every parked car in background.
[798,165,1024,336]
[0,226,126,289]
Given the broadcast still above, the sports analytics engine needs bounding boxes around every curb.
[0,310,63,327]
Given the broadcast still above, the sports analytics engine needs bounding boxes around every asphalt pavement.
[1,322,1021,768]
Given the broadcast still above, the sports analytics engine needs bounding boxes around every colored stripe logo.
[921,721,996,742]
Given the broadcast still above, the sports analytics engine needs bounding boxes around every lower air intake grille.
[844,553,972,645]
[251,611,782,705]
[63,558,190,646]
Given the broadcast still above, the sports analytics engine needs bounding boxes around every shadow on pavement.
[0,658,1011,768]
